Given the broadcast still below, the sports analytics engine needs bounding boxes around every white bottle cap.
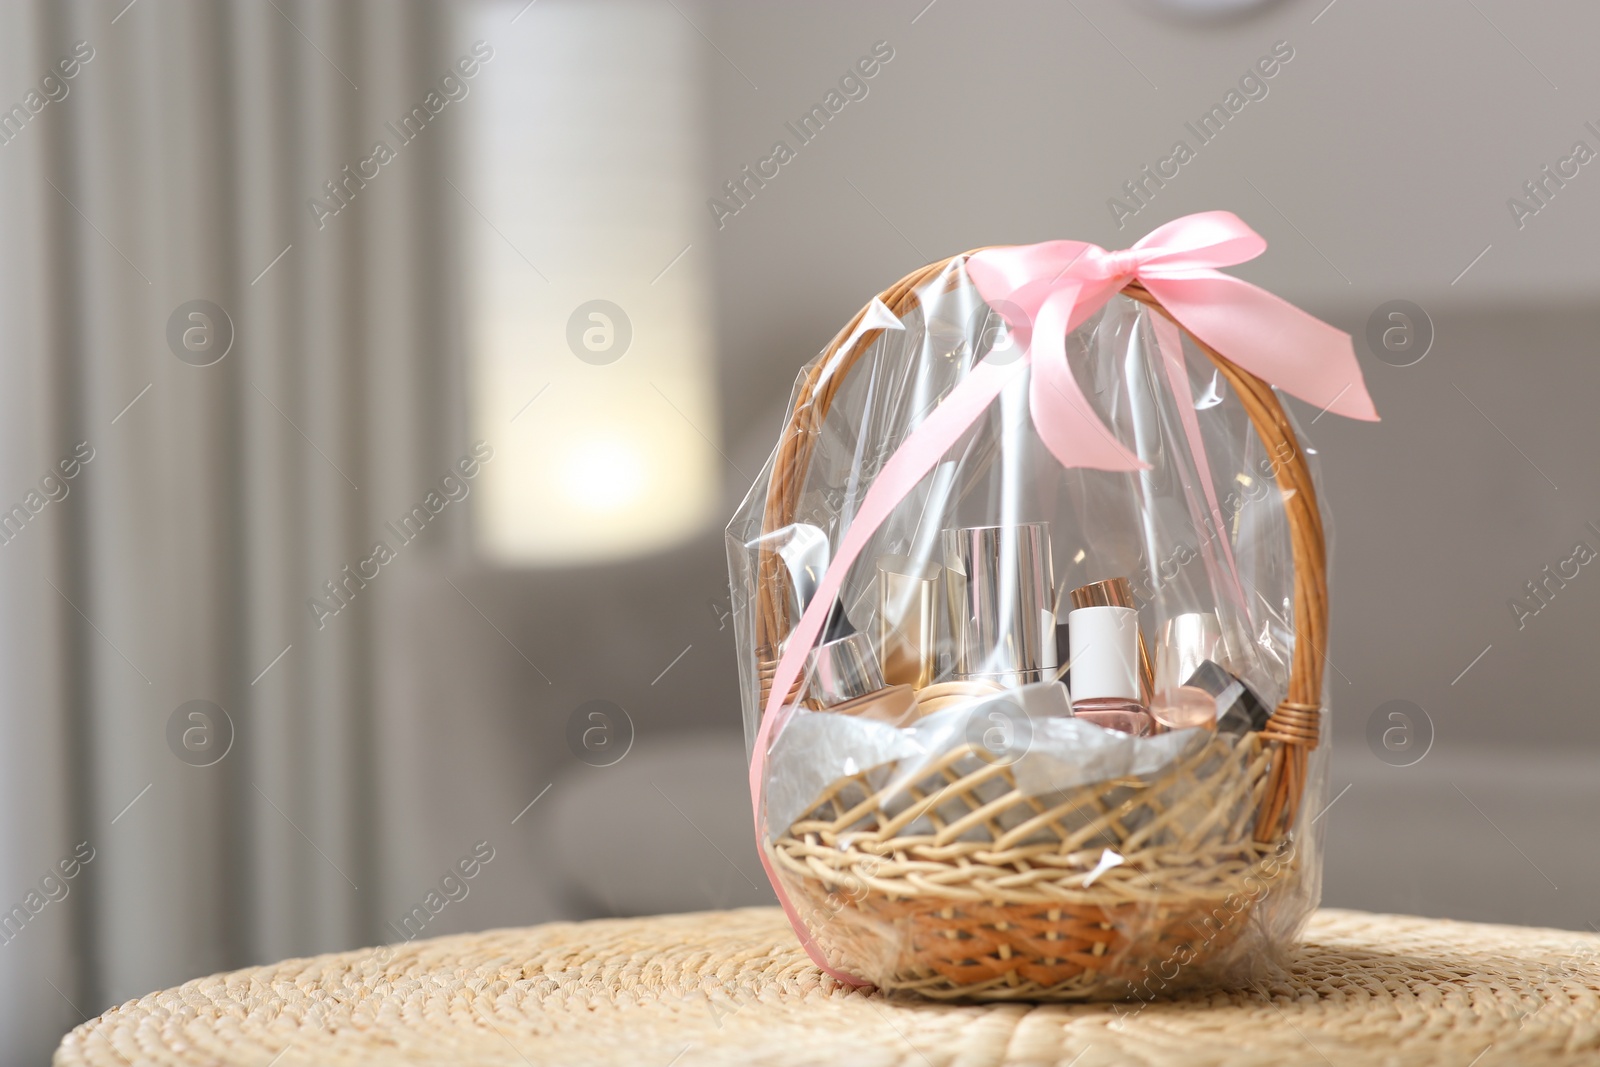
[1067,605,1141,703]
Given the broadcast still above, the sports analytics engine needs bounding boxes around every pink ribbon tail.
[750,356,1021,984]
[1141,271,1378,422]
[1029,283,1151,473]
[1150,313,1249,617]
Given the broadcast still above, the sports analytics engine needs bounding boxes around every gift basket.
[726,212,1377,1000]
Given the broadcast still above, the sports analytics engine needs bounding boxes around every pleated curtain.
[0,2,465,1061]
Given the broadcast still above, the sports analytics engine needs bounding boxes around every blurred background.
[3,0,1599,1060]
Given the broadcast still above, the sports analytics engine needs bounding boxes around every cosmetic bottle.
[774,522,830,620]
[1152,612,1223,731]
[943,523,1058,687]
[1183,660,1272,735]
[877,554,944,689]
[1150,685,1218,731]
[910,679,1006,718]
[1066,605,1154,736]
[766,523,831,707]
[1068,577,1154,706]
[805,631,916,727]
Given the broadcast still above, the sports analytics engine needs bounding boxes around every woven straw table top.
[55,907,1600,1067]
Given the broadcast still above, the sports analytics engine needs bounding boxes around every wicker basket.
[754,257,1326,1000]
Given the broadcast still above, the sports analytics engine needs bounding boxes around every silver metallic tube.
[942,522,1057,687]
[806,632,884,707]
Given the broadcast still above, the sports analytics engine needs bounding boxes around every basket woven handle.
[755,257,1324,842]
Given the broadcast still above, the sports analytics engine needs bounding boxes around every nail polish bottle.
[1066,605,1154,736]
[1069,578,1154,706]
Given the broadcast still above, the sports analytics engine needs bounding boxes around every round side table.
[55,907,1600,1066]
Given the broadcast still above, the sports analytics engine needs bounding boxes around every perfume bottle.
[805,630,916,727]
[1066,605,1154,736]
[1150,685,1218,731]
[1152,612,1224,731]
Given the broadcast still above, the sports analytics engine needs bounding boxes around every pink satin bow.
[965,209,1377,477]
[749,211,1377,984]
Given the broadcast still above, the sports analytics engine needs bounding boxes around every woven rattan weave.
[55,908,1600,1066]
